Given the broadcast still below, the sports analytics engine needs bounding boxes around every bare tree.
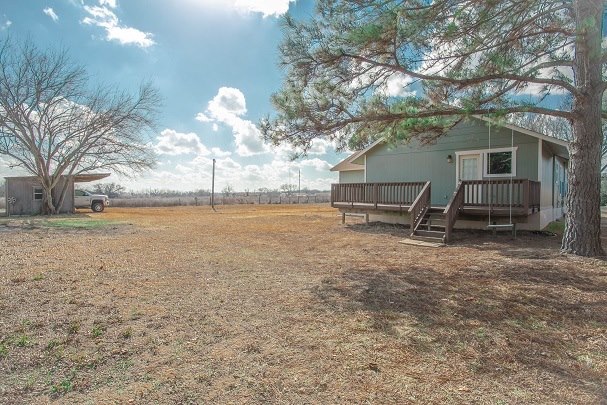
[91,182,126,198]
[280,183,297,195]
[222,184,234,197]
[262,0,606,256]
[0,38,159,214]
[510,113,607,173]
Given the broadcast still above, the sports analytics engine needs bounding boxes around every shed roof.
[74,173,111,183]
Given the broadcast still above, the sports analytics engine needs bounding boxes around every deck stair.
[411,208,447,244]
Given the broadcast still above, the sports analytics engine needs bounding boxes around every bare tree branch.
[0,38,160,214]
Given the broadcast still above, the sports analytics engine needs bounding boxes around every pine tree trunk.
[561,0,605,256]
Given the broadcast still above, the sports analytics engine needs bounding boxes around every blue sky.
[0,0,346,192]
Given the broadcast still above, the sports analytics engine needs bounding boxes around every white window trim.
[484,146,517,178]
[455,150,483,183]
[454,147,518,181]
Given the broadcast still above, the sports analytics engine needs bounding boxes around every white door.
[458,154,482,204]
[459,155,481,181]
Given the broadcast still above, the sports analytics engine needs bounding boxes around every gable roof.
[330,116,570,171]
[330,138,383,172]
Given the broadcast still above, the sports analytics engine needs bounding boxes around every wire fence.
[109,193,331,208]
[0,194,330,215]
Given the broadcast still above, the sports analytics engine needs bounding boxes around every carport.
[3,173,110,216]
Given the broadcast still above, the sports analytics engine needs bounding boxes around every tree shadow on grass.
[311,263,607,398]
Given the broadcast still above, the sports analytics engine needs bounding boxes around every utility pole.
[298,169,301,204]
[211,158,216,210]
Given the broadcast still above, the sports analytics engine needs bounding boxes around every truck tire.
[91,201,105,212]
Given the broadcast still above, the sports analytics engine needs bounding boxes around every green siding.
[339,170,365,183]
[364,119,539,205]
[542,142,552,207]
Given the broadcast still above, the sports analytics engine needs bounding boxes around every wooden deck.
[331,180,540,214]
[331,180,541,243]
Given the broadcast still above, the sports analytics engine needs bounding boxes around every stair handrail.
[443,181,465,242]
[408,181,431,233]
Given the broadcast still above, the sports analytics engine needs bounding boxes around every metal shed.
[4,173,110,216]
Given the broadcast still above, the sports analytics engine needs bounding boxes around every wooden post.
[211,158,216,210]
[342,212,345,224]
[522,180,530,212]
[373,184,378,209]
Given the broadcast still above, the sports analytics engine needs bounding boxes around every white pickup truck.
[74,190,110,212]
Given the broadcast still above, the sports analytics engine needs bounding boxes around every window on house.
[484,148,516,177]
[33,187,43,200]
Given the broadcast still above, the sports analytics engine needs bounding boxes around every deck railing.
[331,179,541,214]
[331,182,427,208]
[461,179,541,211]
[408,181,431,232]
[443,181,465,242]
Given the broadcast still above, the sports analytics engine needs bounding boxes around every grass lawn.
[0,205,606,403]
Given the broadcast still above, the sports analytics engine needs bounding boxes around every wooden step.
[418,225,446,231]
[419,219,445,226]
[414,229,446,238]
[410,234,446,244]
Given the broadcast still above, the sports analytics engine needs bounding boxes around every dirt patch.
[0,205,606,404]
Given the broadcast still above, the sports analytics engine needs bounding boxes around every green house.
[330,117,569,242]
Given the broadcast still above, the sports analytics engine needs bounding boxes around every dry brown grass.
[0,204,606,404]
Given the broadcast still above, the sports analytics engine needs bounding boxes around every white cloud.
[196,87,269,157]
[211,147,231,157]
[1,19,11,30]
[195,112,213,122]
[155,129,210,156]
[190,0,295,18]
[99,0,117,8]
[43,7,59,22]
[298,158,332,172]
[307,138,332,155]
[350,63,416,98]
[380,73,416,98]
[82,5,155,48]
[155,129,232,159]
[207,86,247,118]
[230,119,269,156]
[125,149,338,192]
[232,0,294,18]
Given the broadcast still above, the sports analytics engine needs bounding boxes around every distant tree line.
[87,182,328,199]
